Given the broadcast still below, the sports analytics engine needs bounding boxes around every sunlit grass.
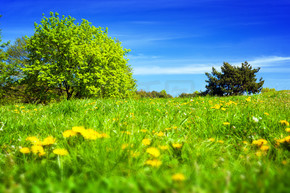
[0,91,289,192]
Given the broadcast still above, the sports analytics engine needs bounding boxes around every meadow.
[0,91,289,193]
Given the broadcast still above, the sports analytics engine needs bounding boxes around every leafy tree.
[24,12,136,100]
[205,62,264,96]
[0,15,11,100]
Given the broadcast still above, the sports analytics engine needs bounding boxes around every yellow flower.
[72,126,86,134]
[217,140,224,144]
[140,129,147,133]
[221,107,226,111]
[142,139,151,146]
[285,128,290,133]
[282,160,287,165]
[53,148,68,156]
[155,131,165,137]
[260,145,270,151]
[42,136,56,146]
[145,159,162,167]
[159,145,169,150]
[20,147,30,154]
[246,97,251,102]
[26,136,42,146]
[31,145,45,156]
[280,120,289,126]
[63,130,77,138]
[208,138,215,142]
[223,122,230,126]
[172,143,183,148]
[242,141,249,145]
[211,104,220,109]
[275,138,285,146]
[285,136,290,143]
[81,129,102,140]
[264,112,269,116]
[252,139,267,146]
[146,147,160,157]
[172,173,186,181]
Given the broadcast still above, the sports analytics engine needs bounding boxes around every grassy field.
[0,91,289,193]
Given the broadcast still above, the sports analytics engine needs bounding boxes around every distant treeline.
[135,90,202,98]
[135,88,276,99]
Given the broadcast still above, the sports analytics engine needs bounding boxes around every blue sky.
[1,0,289,96]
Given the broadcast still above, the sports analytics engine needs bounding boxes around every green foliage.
[261,87,276,93]
[178,91,200,98]
[0,15,11,101]
[136,89,173,98]
[24,12,136,100]
[205,62,264,96]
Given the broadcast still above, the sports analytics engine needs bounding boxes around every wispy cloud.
[132,56,290,75]
[133,66,213,75]
[247,56,290,66]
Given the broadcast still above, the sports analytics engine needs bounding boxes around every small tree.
[24,12,136,100]
[205,62,264,96]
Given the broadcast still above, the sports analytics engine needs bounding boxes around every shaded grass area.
[0,91,289,192]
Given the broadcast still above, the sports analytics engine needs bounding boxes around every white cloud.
[133,65,215,75]
[132,56,290,75]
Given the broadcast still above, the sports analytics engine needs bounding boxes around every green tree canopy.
[205,62,264,96]
[0,15,11,99]
[24,12,136,100]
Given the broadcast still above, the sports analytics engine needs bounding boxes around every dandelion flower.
[142,139,151,146]
[252,139,267,146]
[53,148,68,156]
[146,147,160,157]
[242,141,249,145]
[72,126,86,134]
[172,143,183,148]
[280,120,289,126]
[260,145,270,151]
[217,140,224,144]
[223,122,230,126]
[285,128,290,132]
[63,130,77,138]
[81,129,102,140]
[20,147,30,154]
[26,136,42,146]
[208,138,215,142]
[264,112,269,116]
[285,136,290,143]
[31,145,45,156]
[145,159,162,167]
[155,131,165,137]
[42,136,56,146]
[172,173,186,181]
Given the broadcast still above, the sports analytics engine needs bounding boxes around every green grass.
[0,91,289,193]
